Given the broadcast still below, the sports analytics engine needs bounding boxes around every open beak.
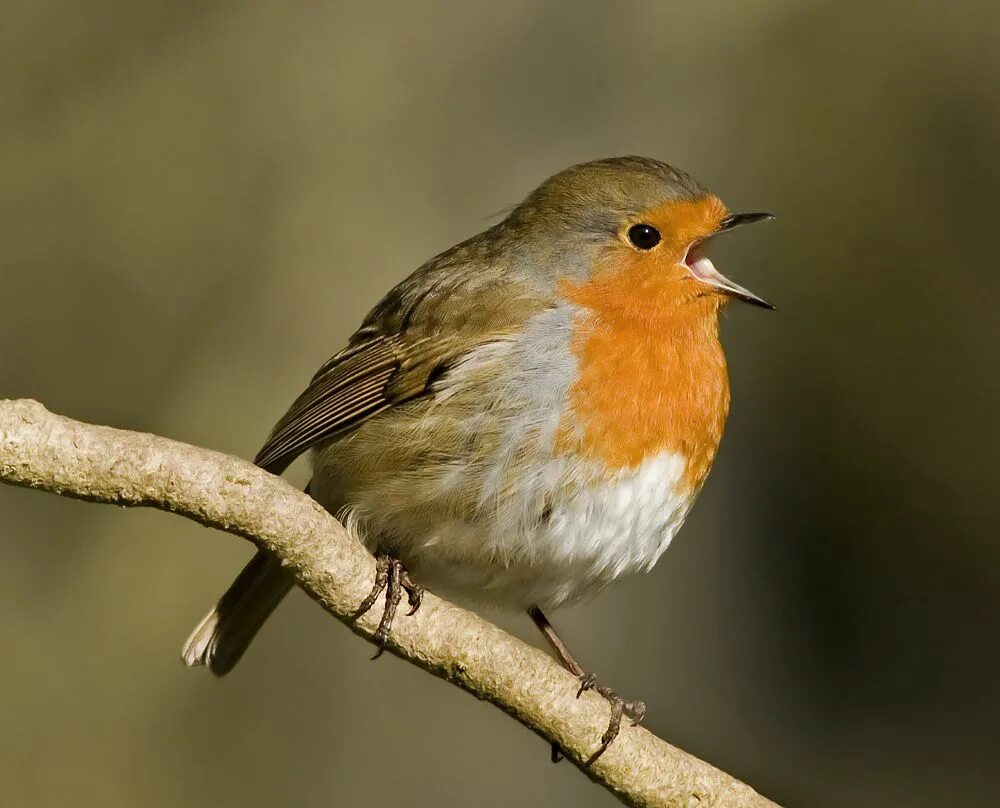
[684,212,775,310]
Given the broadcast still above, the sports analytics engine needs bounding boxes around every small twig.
[0,399,778,808]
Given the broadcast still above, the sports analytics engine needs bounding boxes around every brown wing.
[254,336,394,473]
[252,331,453,474]
[252,227,551,475]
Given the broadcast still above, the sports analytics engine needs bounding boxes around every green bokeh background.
[2,2,997,806]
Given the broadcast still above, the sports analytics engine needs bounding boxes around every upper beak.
[718,211,775,233]
[684,212,776,310]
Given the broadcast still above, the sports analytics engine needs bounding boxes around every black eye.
[627,223,661,250]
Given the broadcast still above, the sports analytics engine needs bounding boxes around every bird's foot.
[576,673,646,765]
[353,552,423,659]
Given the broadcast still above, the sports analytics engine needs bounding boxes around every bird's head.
[507,156,774,318]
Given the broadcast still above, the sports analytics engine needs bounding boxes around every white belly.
[392,450,696,609]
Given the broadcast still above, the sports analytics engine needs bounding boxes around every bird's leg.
[370,558,403,659]
[529,605,586,675]
[528,606,646,765]
[354,552,423,659]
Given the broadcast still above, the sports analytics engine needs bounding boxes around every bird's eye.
[627,223,661,250]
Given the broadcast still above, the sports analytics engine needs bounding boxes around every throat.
[561,306,730,492]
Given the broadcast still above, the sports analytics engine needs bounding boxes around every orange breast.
[556,232,731,492]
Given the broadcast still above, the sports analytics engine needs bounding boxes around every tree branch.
[0,398,778,808]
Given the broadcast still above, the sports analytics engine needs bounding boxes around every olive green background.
[2,2,997,806]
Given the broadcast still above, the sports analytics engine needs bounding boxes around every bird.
[182,156,773,762]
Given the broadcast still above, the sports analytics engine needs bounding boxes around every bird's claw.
[576,672,598,698]
[354,553,421,659]
[400,568,423,616]
[578,674,646,765]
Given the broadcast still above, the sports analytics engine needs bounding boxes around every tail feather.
[181,550,295,676]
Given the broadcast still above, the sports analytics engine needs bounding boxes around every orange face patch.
[630,195,729,263]
[556,195,732,492]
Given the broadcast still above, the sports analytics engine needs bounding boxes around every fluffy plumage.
[183,156,768,675]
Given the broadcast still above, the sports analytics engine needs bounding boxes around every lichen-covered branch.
[0,398,778,808]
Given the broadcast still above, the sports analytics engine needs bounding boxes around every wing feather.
[253,336,403,473]
[251,242,548,475]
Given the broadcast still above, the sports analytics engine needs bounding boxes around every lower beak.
[684,211,775,310]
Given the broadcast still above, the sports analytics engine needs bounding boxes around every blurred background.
[2,2,998,806]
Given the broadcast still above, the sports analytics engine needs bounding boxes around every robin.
[182,156,773,762]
